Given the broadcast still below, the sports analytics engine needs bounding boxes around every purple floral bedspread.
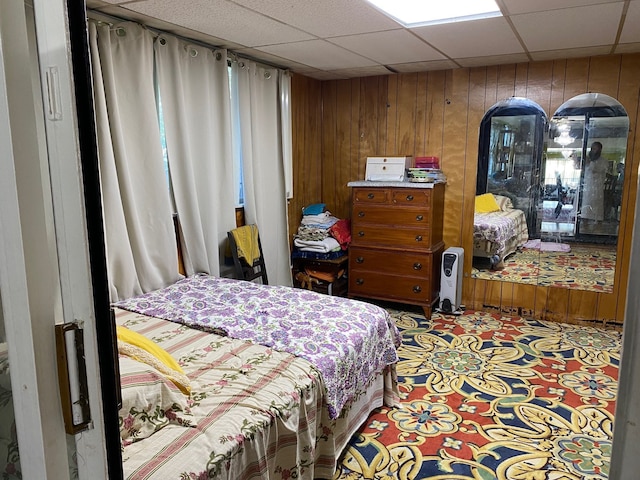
[473,208,529,257]
[115,274,401,419]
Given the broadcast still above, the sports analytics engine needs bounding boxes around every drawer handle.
[406,194,414,201]
[356,256,364,264]
[413,285,422,293]
[358,231,365,237]
[367,193,374,199]
[413,262,422,270]
[356,278,364,285]
[358,211,365,217]
[415,235,423,242]
[416,215,424,221]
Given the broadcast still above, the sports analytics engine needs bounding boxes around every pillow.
[494,194,514,211]
[329,218,351,249]
[475,193,501,213]
[118,356,195,444]
[117,326,191,395]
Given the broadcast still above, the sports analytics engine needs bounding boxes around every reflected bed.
[473,194,529,268]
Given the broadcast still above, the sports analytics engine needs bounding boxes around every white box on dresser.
[365,156,412,182]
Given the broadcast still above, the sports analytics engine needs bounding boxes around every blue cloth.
[302,203,325,215]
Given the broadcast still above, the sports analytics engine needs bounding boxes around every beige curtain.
[154,36,236,276]
[89,21,181,300]
[233,59,292,286]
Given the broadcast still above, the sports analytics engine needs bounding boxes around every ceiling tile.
[256,40,378,70]
[389,60,460,73]
[530,46,612,61]
[301,70,351,81]
[620,1,640,43]
[230,0,399,37]
[502,0,621,15]
[511,3,624,52]
[412,17,524,58]
[328,30,444,65]
[233,47,314,70]
[91,5,246,49]
[125,0,314,47]
[328,65,394,78]
[456,53,530,68]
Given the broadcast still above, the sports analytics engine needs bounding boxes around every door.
[0,0,120,478]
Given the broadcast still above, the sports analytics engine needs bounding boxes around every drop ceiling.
[86,0,640,80]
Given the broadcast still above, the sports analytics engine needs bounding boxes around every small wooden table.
[291,253,348,296]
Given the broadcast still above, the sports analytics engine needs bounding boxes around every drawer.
[391,189,431,206]
[349,247,432,277]
[351,224,432,249]
[348,271,435,304]
[352,206,430,228]
[353,188,389,204]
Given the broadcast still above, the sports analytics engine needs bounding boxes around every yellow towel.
[231,224,261,265]
[116,326,191,395]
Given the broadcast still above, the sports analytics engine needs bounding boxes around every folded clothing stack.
[293,203,351,253]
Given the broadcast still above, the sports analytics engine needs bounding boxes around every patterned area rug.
[333,309,621,480]
[472,244,616,292]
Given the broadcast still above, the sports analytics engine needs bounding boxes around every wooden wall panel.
[562,58,590,102]
[396,74,418,156]
[414,72,429,155]
[290,53,640,325]
[550,60,567,114]
[289,74,322,237]
[526,61,554,115]
[442,69,470,248]
[615,54,640,321]
[462,68,488,301]
[425,71,446,158]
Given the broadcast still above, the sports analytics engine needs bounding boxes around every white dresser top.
[347,180,444,188]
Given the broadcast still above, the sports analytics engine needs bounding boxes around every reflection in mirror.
[473,97,547,272]
[544,93,629,245]
[472,93,628,293]
[0,291,22,476]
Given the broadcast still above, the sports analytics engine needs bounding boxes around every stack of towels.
[293,203,351,253]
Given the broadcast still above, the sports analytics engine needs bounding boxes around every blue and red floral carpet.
[334,309,621,480]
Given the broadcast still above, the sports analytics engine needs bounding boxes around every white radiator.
[439,247,464,313]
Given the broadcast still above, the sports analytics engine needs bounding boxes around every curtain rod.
[86,9,288,73]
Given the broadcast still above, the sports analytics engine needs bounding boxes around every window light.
[366,0,502,27]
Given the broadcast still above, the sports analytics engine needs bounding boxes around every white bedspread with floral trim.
[115,274,401,419]
[116,308,399,480]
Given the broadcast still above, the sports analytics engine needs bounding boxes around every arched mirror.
[543,93,628,244]
[473,93,629,293]
[473,97,547,271]
[537,93,628,291]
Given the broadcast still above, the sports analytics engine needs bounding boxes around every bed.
[114,273,401,479]
[473,194,529,267]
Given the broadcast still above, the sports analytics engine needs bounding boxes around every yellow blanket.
[231,224,261,265]
[116,326,191,395]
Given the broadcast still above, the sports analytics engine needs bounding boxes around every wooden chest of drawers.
[348,183,445,317]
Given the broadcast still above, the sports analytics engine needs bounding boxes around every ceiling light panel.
[366,0,502,26]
